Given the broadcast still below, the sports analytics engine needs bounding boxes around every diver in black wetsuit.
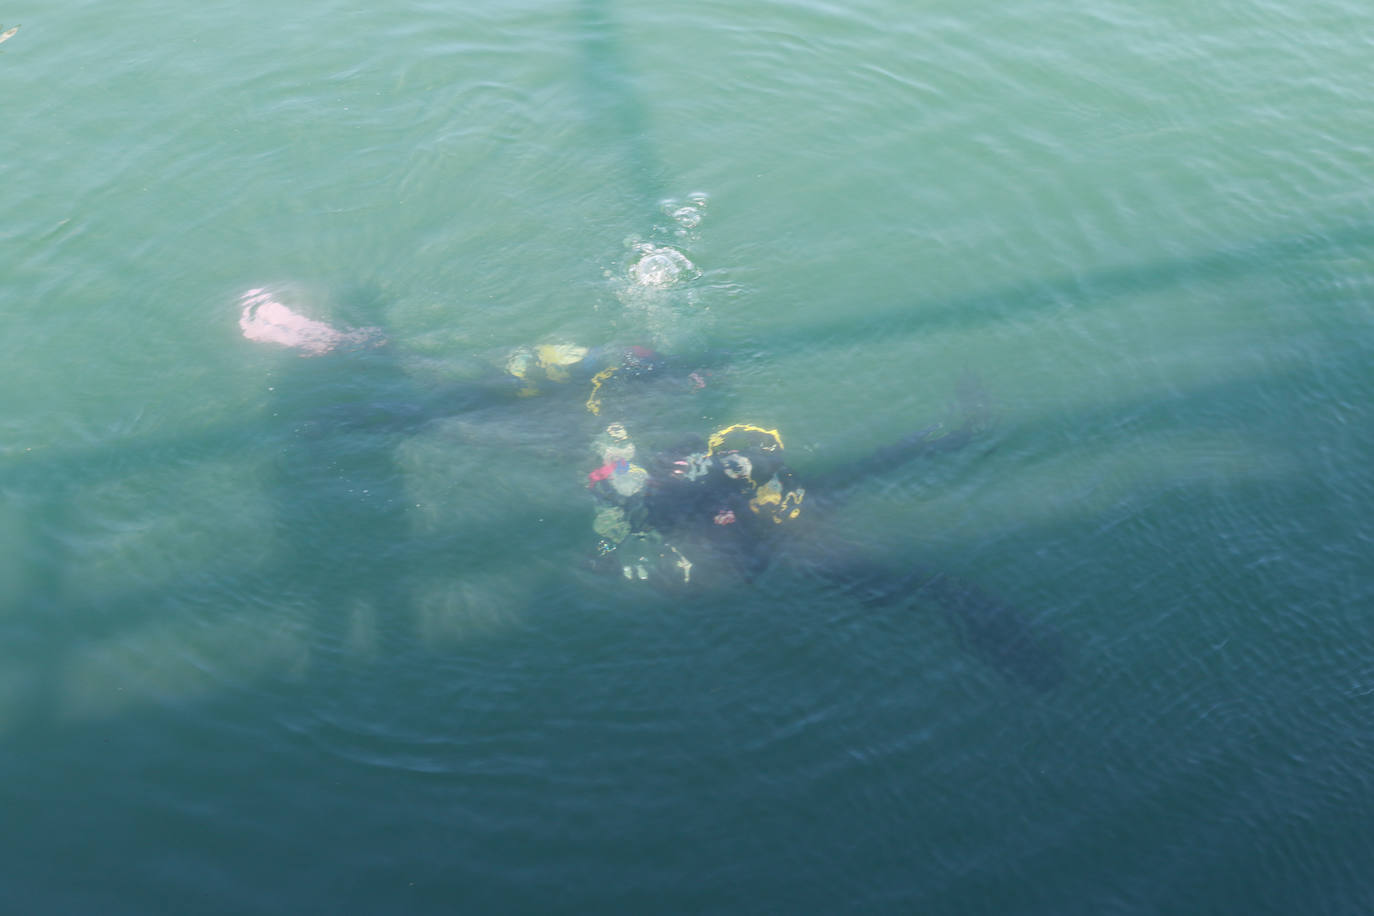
[479,338,782,586]
[587,423,806,587]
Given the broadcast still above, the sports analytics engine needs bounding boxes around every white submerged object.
[238,288,379,356]
[630,245,693,288]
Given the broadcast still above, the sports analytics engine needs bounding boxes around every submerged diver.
[489,339,800,586]
[505,329,977,593]
[587,423,805,585]
[497,328,808,587]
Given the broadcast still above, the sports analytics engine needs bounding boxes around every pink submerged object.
[588,459,630,486]
[238,288,381,356]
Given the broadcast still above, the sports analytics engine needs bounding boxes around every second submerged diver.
[496,339,803,587]
[586,423,806,586]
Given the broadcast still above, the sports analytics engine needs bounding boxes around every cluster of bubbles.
[625,193,709,288]
[603,193,714,352]
[629,243,696,289]
[666,194,708,233]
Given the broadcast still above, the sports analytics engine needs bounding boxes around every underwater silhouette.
[238,288,1067,689]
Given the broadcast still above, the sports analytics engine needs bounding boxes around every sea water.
[3,0,1373,912]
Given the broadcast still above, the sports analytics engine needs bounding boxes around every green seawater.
[4,1,1373,913]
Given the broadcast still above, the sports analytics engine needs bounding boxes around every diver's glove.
[602,532,691,585]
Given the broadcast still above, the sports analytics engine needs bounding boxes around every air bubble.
[630,244,694,288]
[672,206,701,229]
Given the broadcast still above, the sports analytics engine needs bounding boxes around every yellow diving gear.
[505,344,591,397]
[705,423,805,524]
[585,367,617,415]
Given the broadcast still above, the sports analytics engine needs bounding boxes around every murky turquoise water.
[4,0,1374,912]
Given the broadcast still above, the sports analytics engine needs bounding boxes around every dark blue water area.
[6,635,1373,916]
[8,0,1374,908]
[5,273,1374,915]
[7,467,1374,916]
[6,278,1374,914]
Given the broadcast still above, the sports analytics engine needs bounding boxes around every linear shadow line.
[742,217,1374,355]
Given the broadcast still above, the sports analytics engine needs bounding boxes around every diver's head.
[721,453,753,480]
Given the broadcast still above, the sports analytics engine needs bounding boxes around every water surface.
[3,0,1373,912]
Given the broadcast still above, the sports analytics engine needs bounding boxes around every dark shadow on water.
[619,374,1066,691]
[743,217,1374,357]
[574,0,670,220]
[0,290,567,737]
[264,338,417,664]
[787,432,1068,690]
[786,552,1068,692]
[916,569,1067,691]
[783,375,1069,690]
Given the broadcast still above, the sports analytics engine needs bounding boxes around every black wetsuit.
[588,429,803,587]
